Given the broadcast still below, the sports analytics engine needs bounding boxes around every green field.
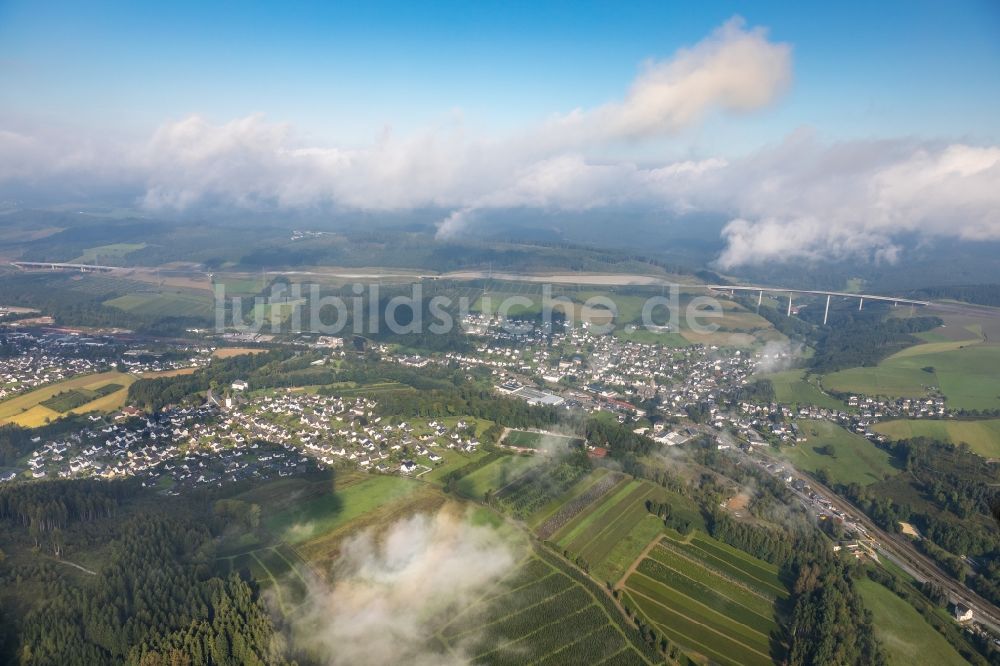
[780,420,899,486]
[105,290,214,318]
[455,454,539,499]
[440,549,655,665]
[492,461,591,520]
[264,474,421,544]
[824,340,1000,411]
[873,418,1000,458]
[763,369,845,410]
[527,467,624,528]
[855,579,967,666]
[551,478,684,583]
[72,242,147,264]
[325,381,415,397]
[623,533,786,666]
[504,429,583,449]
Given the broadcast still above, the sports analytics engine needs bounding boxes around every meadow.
[72,242,148,264]
[263,473,422,545]
[612,327,690,347]
[622,532,787,666]
[873,418,1000,458]
[763,369,845,410]
[855,579,967,666]
[105,290,215,319]
[824,340,1000,411]
[779,420,899,486]
[503,429,583,449]
[454,454,539,499]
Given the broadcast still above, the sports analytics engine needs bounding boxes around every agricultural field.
[490,461,590,520]
[528,467,623,536]
[71,242,148,264]
[824,339,1000,411]
[221,474,659,663]
[263,473,423,545]
[420,446,492,484]
[213,275,266,295]
[779,420,899,486]
[551,478,681,583]
[211,347,267,359]
[503,429,584,450]
[600,489,706,587]
[438,548,657,665]
[0,371,135,426]
[621,532,787,666]
[762,369,845,410]
[873,418,1000,458]
[40,382,123,412]
[241,473,449,575]
[454,453,539,499]
[855,579,967,666]
[104,289,215,319]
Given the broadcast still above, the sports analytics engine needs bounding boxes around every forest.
[836,436,1000,607]
[0,479,293,665]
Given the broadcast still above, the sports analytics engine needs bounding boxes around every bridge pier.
[859,297,864,311]
[787,293,793,317]
[757,290,763,313]
[823,294,831,325]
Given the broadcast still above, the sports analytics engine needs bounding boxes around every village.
[0,314,967,493]
[11,380,487,489]
[0,328,210,401]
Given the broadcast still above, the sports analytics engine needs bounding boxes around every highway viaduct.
[705,284,931,325]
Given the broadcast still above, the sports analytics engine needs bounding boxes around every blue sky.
[2,0,998,152]
[1,1,999,268]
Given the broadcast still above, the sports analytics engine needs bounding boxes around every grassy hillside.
[825,340,1000,411]
[873,418,1000,458]
[763,369,845,410]
[779,420,898,486]
[855,579,967,666]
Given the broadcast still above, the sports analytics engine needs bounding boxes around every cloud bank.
[542,18,791,144]
[2,17,998,268]
[291,509,518,665]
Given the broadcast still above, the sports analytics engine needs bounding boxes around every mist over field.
[292,509,520,665]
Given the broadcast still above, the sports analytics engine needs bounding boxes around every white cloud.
[291,509,519,666]
[542,17,791,144]
[713,138,1000,267]
[0,16,997,268]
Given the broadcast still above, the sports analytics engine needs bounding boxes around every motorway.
[746,445,1000,633]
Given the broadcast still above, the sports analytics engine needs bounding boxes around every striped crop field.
[621,532,787,666]
[437,550,657,665]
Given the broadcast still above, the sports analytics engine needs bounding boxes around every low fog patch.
[292,507,520,665]
[755,339,805,374]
